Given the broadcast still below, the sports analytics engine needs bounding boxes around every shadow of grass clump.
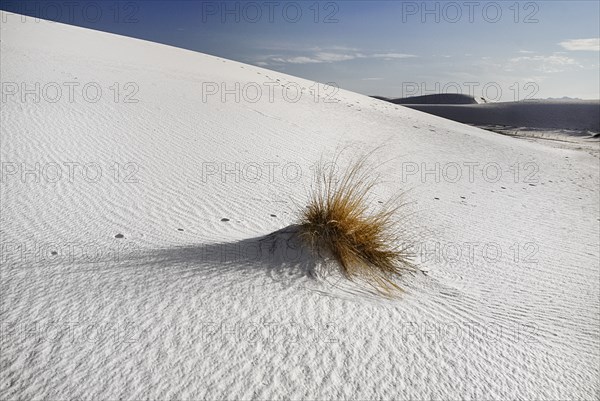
[297,151,417,295]
[120,226,317,282]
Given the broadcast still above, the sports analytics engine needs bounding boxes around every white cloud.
[314,52,357,62]
[272,56,323,64]
[508,54,582,73]
[261,50,417,65]
[370,53,416,59]
[559,38,600,51]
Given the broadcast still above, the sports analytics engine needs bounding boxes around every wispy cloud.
[507,54,582,73]
[559,38,600,51]
[370,53,417,60]
[313,52,357,62]
[271,56,323,64]
[258,50,416,65]
[257,44,361,53]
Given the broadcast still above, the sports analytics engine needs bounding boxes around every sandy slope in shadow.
[402,100,600,131]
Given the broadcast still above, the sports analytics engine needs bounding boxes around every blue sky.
[2,1,599,100]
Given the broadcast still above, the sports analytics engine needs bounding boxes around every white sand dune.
[1,14,599,400]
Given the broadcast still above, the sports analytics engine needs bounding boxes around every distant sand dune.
[405,101,600,132]
[372,93,480,105]
[375,97,600,132]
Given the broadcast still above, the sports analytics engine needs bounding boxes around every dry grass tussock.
[298,151,417,295]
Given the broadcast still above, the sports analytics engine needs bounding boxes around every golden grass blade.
[298,150,417,295]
